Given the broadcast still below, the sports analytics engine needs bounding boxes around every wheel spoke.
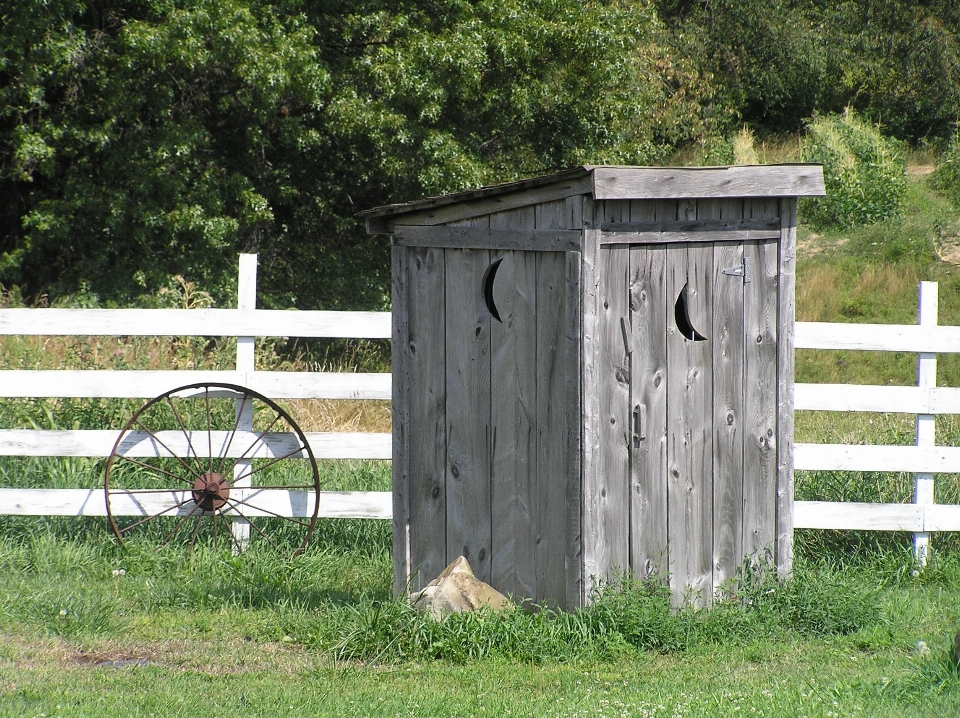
[222,499,279,551]
[110,487,189,496]
[187,514,204,550]
[166,396,202,461]
[130,420,204,480]
[216,394,249,477]
[159,501,204,546]
[231,412,285,464]
[111,457,194,486]
[205,387,213,476]
[227,445,309,484]
[216,511,243,554]
[223,495,310,527]
[116,497,194,534]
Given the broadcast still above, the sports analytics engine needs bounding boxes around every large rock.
[410,556,513,618]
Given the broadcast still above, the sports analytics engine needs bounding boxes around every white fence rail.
[1,263,957,560]
[0,254,392,520]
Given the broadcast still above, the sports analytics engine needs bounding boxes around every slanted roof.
[360,164,825,234]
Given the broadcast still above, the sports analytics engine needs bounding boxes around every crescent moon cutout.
[675,283,707,341]
[482,257,504,323]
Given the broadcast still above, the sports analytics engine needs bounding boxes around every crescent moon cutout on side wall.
[483,257,504,323]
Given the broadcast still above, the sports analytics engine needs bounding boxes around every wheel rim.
[104,383,321,556]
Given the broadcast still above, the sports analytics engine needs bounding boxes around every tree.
[1,0,714,309]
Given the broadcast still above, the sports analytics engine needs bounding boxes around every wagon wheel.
[104,382,320,556]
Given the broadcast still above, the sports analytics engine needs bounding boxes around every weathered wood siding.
[398,200,582,608]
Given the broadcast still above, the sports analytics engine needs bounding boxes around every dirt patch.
[3,633,318,676]
[907,164,936,176]
[797,233,848,258]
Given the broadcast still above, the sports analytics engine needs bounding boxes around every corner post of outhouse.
[776,197,799,576]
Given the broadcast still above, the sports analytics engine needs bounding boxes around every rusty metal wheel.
[104,383,320,556]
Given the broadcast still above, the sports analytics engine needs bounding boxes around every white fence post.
[915,281,938,566]
[232,254,257,551]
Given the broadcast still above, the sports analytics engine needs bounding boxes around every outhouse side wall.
[392,194,589,609]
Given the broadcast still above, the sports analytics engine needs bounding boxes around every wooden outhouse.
[361,165,825,609]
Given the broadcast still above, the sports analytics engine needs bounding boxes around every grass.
[5,157,960,715]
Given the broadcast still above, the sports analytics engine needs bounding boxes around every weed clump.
[801,109,907,230]
[931,127,960,209]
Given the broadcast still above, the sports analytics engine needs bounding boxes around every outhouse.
[361,165,826,609]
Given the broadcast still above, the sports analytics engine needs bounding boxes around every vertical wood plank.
[776,198,798,575]
[535,199,572,608]
[405,245,447,591]
[628,233,668,580]
[391,244,412,595]
[744,199,780,567]
[490,208,537,601]
[445,212,493,583]
[565,246,583,608]
[580,222,603,601]
[595,239,631,586]
[710,201,745,596]
[667,228,714,607]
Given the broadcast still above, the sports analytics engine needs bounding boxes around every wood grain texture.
[566,199,586,607]
[579,225,603,601]
[628,241,668,580]
[391,245,412,594]
[387,177,593,229]
[393,225,580,252]
[776,198,797,575]
[595,240,632,585]
[600,229,780,245]
[601,219,779,234]
[489,208,538,601]
[744,199,780,568]
[708,201,744,596]
[535,199,573,609]
[444,228,493,582]
[591,165,826,200]
[666,236,714,607]
[406,247,448,591]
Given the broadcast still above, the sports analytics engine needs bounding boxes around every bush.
[800,110,907,230]
[931,127,960,209]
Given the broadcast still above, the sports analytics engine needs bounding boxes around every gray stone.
[410,556,513,619]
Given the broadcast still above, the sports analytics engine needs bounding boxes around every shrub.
[931,127,960,209]
[800,109,907,230]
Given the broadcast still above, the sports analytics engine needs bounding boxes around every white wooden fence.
[1,260,958,562]
[794,281,960,564]
[0,255,393,520]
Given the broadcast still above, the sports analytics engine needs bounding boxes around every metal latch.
[632,403,647,446]
[722,257,751,283]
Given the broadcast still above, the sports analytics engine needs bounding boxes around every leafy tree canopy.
[1,0,713,308]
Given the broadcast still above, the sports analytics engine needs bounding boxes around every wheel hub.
[191,473,230,512]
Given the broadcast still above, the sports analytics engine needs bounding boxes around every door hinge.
[722,257,751,283]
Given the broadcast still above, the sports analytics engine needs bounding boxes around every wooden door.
[624,238,779,605]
